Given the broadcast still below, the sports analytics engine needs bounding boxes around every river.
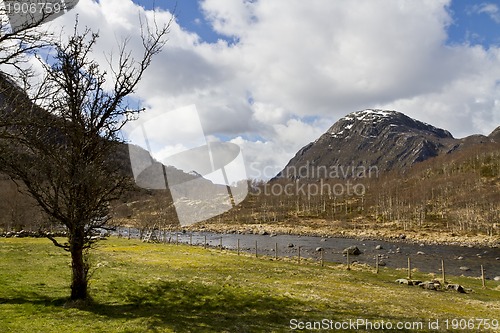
[115,228,500,280]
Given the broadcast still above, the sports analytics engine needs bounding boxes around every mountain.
[490,126,500,142]
[276,109,496,179]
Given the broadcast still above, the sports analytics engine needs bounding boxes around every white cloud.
[43,0,500,179]
[470,3,500,23]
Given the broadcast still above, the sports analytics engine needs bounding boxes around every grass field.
[0,237,499,332]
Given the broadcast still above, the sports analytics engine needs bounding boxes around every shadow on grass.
[0,293,67,308]
[0,280,307,332]
[92,279,308,332]
[0,280,436,333]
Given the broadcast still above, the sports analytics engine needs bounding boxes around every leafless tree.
[0,15,170,301]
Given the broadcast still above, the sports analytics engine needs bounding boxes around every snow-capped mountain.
[276,109,497,179]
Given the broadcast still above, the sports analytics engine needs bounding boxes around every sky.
[43,0,500,180]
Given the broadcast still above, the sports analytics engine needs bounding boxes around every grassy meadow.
[0,237,499,332]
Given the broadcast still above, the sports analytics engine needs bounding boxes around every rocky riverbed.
[187,222,500,248]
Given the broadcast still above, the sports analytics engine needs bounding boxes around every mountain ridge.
[276,109,498,179]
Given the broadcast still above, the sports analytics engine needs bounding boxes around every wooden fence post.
[320,249,324,267]
[255,240,258,257]
[346,252,350,270]
[237,239,240,255]
[375,255,379,274]
[275,242,278,260]
[407,257,412,280]
[481,265,486,289]
[441,259,446,284]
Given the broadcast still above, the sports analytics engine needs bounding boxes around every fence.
[118,228,494,289]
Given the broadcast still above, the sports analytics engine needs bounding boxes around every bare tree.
[0,15,170,301]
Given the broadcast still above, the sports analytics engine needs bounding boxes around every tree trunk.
[70,228,88,301]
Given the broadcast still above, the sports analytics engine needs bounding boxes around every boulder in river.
[343,246,361,255]
[375,245,383,250]
[493,276,500,281]
[315,247,323,252]
[459,266,471,272]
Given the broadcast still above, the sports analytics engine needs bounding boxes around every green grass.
[0,238,499,332]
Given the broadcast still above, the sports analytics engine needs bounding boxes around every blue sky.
[49,0,500,179]
[132,0,226,43]
[447,0,500,46]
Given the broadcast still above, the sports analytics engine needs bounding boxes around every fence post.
[255,240,258,258]
[298,246,301,264]
[346,252,351,270]
[441,259,446,285]
[481,265,486,289]
[320,249,324,267]
[204,235,207,249]
[127,227,131,240]
[220,237,223,251]
[190,233,192,246]
[176,233,178,245]
[407,257,412,280]
[275,242,278,260]
[375,255,379,274]
[237,239,240,255]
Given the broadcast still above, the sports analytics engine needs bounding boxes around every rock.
[269,233,277,237]
[493,276,500,281]
[320,238,327,242]
[315,247,323,252]
[259,230,269,236]
[343,246,362,255]
[496,257,500,261]
[399,234,406,240]
[419,243,425,247]
[419,280,441,291]
[375,245,383,250]
[447,284,466,293]
[396,278,409,285]
[459,266,471,271]
[396,247,401,253]
[457,256,464,260]
[417,251,425,255]
[287,243,294,248]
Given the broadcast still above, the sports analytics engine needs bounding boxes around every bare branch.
[46,234,70,251]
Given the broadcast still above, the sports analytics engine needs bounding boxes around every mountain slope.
[276,109,493,179]
[490,126,500,142]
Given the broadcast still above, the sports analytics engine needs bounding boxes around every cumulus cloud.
[45,0,500,179]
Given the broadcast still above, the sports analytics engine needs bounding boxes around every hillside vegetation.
[195,143,500,244]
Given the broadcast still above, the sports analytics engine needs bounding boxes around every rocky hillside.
[276,109,497,179]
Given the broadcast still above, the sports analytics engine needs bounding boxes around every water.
[116,228,500,279]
